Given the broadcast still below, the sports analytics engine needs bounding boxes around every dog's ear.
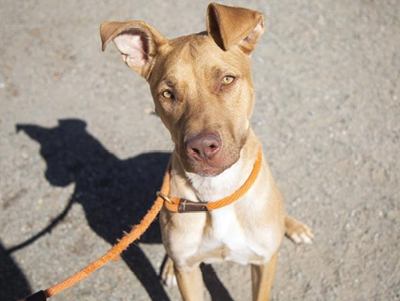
[100,21,167,78]
[207,3,264,54]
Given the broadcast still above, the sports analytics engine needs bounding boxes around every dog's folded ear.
[100,21,167,78]
[207,3,264,54]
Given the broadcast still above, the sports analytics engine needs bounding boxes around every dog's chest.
[201,206,266,264]
[187,159,270,264]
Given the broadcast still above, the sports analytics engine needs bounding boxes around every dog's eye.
[222,76,235,85]
[162,90,174,99]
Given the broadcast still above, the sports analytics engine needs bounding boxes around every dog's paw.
[285,215,314,244]
[161,256,177,287]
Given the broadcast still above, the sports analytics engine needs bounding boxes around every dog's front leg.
[251,252,278,301]
[174,264,205,301]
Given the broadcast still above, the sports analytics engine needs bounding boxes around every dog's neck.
[184,148,256,204]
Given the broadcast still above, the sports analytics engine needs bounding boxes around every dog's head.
[101,3,264,176]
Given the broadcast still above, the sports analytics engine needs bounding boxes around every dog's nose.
[186,133,221,161]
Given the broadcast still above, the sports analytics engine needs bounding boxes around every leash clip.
[157,191,173,204]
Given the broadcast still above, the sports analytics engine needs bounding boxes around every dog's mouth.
[189,161,236,177]
[192,163,228,177]
[177,147,240,177]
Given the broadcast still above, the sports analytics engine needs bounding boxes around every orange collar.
[157,147,262,213]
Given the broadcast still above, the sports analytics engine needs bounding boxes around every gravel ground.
[1,0,399,300]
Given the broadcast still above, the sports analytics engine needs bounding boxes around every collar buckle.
[157,191,173,204]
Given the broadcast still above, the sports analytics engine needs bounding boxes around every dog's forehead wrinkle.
[189,43,198,59]
[168,34,221,64]
[165,79,177,88]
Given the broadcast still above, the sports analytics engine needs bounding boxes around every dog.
[100,3,313,300]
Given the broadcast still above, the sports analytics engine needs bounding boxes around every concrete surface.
[1,0,399,300]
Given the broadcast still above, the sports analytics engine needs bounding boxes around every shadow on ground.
[9,118,233,301]
[0,239,32,300]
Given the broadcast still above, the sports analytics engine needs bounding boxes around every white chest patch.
[185,155,274,265]
[205,206,254,264]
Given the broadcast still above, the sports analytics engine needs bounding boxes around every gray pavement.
[1,0,399,300]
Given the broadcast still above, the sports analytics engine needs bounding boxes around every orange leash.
[19,148,262,301]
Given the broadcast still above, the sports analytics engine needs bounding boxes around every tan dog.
[100,3,313,300]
